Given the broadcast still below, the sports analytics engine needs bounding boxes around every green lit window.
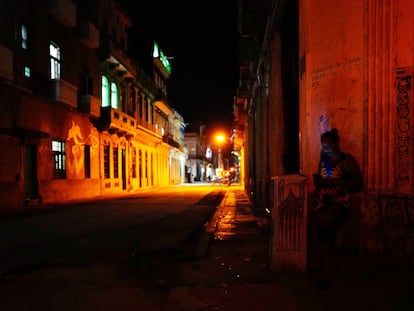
[101,76,109,107]
[111,82,118,109]
[101,76,118,109]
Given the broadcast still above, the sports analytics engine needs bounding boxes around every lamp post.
[214,132,226,177]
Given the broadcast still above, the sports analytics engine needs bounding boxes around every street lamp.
[214,132,226,174]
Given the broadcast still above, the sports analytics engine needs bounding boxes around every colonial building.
[0,0,186,214]
[235,0,414,269]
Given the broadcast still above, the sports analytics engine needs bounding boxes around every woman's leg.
[313,204,347,287]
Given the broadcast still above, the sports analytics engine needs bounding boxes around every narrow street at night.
[0,183,228,310]
[0,184,413,311]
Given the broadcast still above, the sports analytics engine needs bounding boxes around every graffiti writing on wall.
[396,69,412,187]
[311,57,362,88]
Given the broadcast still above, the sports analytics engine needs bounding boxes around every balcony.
[79,21,99,49]
[47,0,76,28]
[100,107,135,137]
[136,118,157,134]
[163,134,180,149]
[50,79,78,108]
[0,45,13,81]
[80,95,100,118]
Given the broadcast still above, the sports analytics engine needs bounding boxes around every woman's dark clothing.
[313,152,357,241]
[313,152,356,212]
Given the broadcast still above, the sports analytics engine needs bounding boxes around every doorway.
[122,149,126,190]
[23,144,40,201]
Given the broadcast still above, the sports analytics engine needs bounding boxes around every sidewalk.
[166,185,414,311]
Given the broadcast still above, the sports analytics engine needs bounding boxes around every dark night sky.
[119,1,239,131]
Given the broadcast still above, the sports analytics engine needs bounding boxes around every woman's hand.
[330,167,342,179]
[320,167,330,179]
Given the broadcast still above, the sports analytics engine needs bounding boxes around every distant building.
[0,0,186,213]
[184,124,213,182]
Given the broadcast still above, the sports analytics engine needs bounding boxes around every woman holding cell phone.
[312,128,363,289]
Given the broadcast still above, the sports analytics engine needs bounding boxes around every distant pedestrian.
[312,128,363,289]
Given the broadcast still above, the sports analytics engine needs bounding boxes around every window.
[52,140,66,179]
[113,147,119,178]
[101,76,119,109]
[21,24,28,49]
[150,153,154,186]
[49,42,60,79]
[139,94,143,119]
[103,145,110,178]
[131,147,136,178]
[138,149,142,187]
[145,151,148,179]
[128,85,135,115]
[84,145,91,178]
[149,101,153,124]
[101,76,110,107]
[24,66,30,77]
[111,82,118,109]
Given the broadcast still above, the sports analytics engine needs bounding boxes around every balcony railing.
[110,109,136,134]
[136,118,156,134]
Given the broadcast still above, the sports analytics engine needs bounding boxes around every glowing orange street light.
[214,132,227,172]
[215,133,226,145]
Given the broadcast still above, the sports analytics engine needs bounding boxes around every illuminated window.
[21,24,28,49]
[101,76,118,109]
[49,42,60,79]
[52,140,66,179]
[101,76,109,107]
[24,66,30,77]
[111,82,118,109]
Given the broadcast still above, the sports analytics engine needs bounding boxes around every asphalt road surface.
[0,184,226,310]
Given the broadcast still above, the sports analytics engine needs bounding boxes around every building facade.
[184,124,214,183]
[0,0,186,213]
[235,0,414,266]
